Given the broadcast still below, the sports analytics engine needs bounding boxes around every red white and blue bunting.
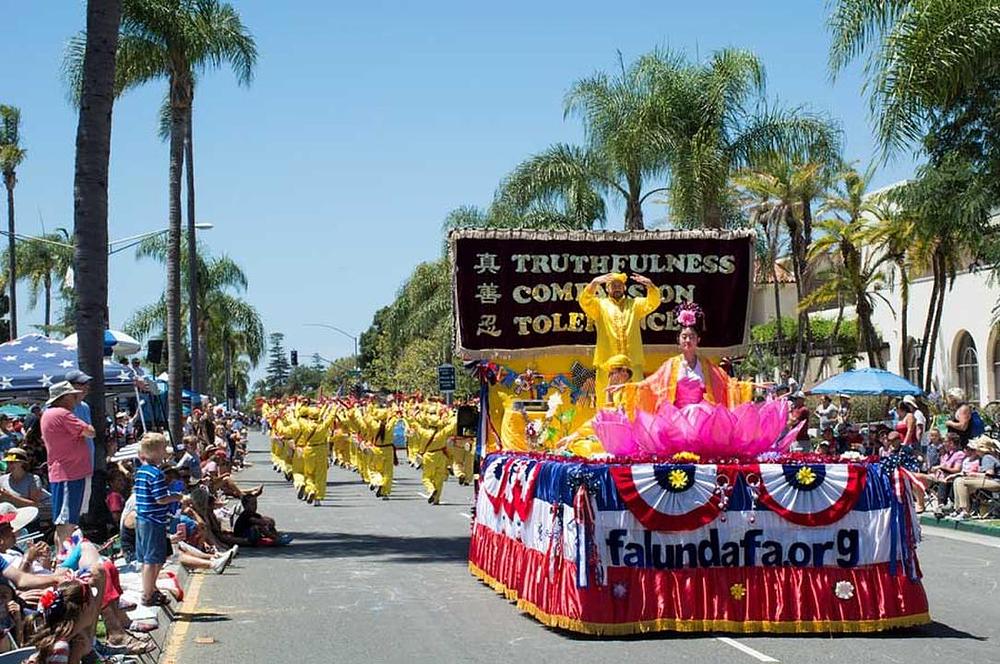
[753,463,866,527]
[609,464,724,532]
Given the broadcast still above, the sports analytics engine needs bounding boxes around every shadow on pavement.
[238,531,470,564]
[551,619,984,643]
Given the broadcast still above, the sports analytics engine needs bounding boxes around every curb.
[133,561,192,664]
[919,514,1000,539]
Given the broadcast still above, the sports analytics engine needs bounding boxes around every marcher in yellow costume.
[368,406,398,499]
[578,272,661,406]
[448,433,474,486]
[416,406,456,504]
[302,406,333,506]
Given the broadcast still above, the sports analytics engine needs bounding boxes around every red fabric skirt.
[469,523,929,635]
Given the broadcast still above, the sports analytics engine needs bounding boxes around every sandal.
[141,591,171,607]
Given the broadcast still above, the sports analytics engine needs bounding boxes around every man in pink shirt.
[40,381,95,543]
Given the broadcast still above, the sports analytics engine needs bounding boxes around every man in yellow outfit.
[367,404,398,499]
[578,272,661,407]
[417,405,457,504]
[296,405,331,506]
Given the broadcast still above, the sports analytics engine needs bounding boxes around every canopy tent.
[0,334,139,398]
[62,330,142,357]
[809,368,923,397]
[0,404,29,417]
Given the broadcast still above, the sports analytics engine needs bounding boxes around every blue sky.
[2,1,917,377]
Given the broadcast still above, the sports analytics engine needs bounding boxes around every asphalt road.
[170,432,1000,664]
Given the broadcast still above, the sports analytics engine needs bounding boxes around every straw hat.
[902,395,919,408]
[0,502,38,531]
[2,448,28,465]
[969,436,1000,455]
[45,381,81,406]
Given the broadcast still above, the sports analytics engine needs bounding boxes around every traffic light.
[290,350,298,367]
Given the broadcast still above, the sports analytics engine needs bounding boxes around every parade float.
[451,228,929,635]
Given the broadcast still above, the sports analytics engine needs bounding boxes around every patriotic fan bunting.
[481,455,540,523]
[609,463,723,532]
[754,463,866,527]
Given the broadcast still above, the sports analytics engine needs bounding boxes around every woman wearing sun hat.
[949,436,1000,520]
[40,381,96,545]
[0,447,45,510]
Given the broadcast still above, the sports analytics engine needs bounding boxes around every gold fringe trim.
[468,561,931,636]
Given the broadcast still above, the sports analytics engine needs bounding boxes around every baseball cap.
[64,370,93,385]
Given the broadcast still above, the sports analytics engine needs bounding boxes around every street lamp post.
[304,323,359,368]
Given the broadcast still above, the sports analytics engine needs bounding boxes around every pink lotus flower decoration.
[591,409,640,456]
[593,398,797,460]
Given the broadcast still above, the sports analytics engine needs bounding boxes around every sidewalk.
[919,513,1000,538]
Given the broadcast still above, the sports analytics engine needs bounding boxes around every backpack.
[969,409,986,438]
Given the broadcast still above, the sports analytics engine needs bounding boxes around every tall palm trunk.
[72,0,121,538]
[768,213,784,365]
[4,177,16,338]
[624,180,643,230]
[185,104,201,393]
[44,271,51,328]
[918,249,939,389]
[166,85,188,445]
[896,258,908,376]
[924,250,947,392]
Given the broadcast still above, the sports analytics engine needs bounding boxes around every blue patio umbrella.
[809,368,923,397]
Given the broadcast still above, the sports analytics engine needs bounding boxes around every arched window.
[993,332,1000,399]
[956,332,980,402]
[905,338,922,386]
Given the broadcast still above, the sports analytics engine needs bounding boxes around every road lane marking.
[161,571,206,664]
[716,637,779,662]
[459,512,472,520]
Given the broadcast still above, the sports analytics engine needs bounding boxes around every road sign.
[437,363,456,393]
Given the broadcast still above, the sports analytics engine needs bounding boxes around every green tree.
[124,234,265,396]
[828,0,1000,155]
[67,0,257,443]
[805,168,888,369]
[497,53,669,230]
[0,105,26,338]
[0,230,75,330]
[265,332,290,394]
[637,48,840,228]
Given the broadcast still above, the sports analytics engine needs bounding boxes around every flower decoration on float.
[795,466,817,486]
[729,583,747,600]
[667,469,689,489]
[673,301,704,329]
[612,582,628,599]
[834,580,855,600]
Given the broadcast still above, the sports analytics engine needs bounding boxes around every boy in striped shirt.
[134,433,182,607]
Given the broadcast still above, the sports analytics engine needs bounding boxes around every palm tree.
[0,230,75,330]
[69,0,123,533]
[0,105,26,338]
[124,235,265,395]
[497,53,670,230]
[892,154,993,390]
[805,168,889,369]
[67,0,257,443]
[638,49,841,229]
[828,0,1000,155]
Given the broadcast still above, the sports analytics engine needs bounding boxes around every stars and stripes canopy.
[0,334,139,397]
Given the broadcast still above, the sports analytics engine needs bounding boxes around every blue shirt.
[980,454,999,476]
[134,463,170,525]
[73,401,95,468]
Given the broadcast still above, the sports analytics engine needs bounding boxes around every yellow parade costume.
[368,408,398,498]
[578,275,661,407]
[301,407,333,505]
[417,410,457,504]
